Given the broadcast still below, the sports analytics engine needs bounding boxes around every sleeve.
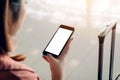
[10,70,40,80]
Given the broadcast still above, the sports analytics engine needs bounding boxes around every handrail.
[98,21,117,80]
[98,21,117,37]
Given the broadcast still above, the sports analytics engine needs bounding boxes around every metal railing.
[98,21,117,80]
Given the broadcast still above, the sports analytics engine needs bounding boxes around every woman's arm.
[43,38,72,80]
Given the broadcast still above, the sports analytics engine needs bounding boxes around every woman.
[0,0,72,80]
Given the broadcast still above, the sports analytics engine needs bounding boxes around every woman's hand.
[43,38,73,80]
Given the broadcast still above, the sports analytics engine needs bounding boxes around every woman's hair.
[0,0,7,52]
[0,0,21,53]
[0,0,26,61]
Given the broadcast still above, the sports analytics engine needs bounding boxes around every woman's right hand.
[43,38,72,80]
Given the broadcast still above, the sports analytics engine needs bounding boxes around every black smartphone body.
[43,25,75,58]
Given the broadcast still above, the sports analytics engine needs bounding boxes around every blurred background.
[13,0,120,80]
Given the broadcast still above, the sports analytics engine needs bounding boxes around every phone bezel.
[43,25,75,58]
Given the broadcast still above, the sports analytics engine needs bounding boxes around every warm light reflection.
[91,0,109,12]
[27,0,120,29]
[29,0,86,10]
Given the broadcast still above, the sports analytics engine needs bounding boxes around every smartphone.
[43,25,75,58]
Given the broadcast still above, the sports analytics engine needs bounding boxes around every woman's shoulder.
[0,70,40,80]
[0,54,32,71]
[0,55,40,80]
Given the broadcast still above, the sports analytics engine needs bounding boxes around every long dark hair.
[0,0,25,61]
[0,0,9,53]
[0,0,21,53]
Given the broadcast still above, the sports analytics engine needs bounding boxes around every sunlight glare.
[91,0,109,15]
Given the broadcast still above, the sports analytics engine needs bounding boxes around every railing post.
[109,24,116,80]
[98,36,105,80]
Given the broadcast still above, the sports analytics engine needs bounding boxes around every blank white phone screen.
[45,28,72,55]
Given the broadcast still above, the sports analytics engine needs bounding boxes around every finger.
[58,38,73,61]
[47,54,56,63]
[42,55,49,62]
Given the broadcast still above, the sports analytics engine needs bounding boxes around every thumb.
[46,54,56,62]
